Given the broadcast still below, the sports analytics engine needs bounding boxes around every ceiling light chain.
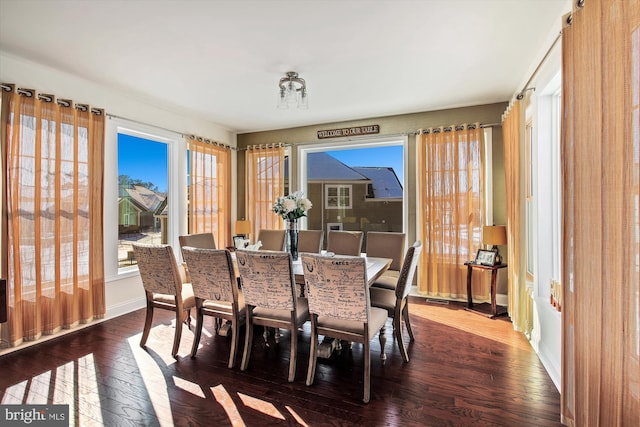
[277,71,308,110]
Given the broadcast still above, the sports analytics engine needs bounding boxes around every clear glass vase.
[286,219,299,260]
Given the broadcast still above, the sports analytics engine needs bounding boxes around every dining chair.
[235,250,309,382]
[366,231,406,291]
[301,254,388,403]
[133,243,196,357]
[256,229,286,251]
[325,230,363,256]
[369,240,422,362]
[297,230,323,254]
[181,247,245,368]
[178,232,216,251]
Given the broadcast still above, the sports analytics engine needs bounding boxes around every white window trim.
[325,184,353,209]
[105,118,187,281]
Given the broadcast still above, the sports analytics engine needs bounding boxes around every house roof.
[121,185,165,212]
[307,152,370,182]
[352,167,403,199]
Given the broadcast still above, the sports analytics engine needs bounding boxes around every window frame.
[105,119,187,280]
[325,184,353,209]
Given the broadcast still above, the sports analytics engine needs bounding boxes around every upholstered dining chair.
[256,229,286,251]
[235,250,309,382]
[369,240,422,363]
[181,247,245,368]
[325,230,363,256]
[178,232,216,251]
[366,231,406,291]
[297,230,323,254]
[301,254,388,403]
[133,243,196,357]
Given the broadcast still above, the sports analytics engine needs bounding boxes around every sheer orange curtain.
[501,99,531,334]
[1,87,105,347]
[561,0,639,425]
[416,124,486,299]
[245,144,285,239]
[188,138,231,248]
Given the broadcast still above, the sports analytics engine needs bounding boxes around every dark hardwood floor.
[0,298,561,426]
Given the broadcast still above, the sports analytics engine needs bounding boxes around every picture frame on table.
[233,235,248,250]
[475,249,497,266]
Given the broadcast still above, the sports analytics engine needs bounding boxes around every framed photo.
[233,235,248,250]
[475,249,497,266]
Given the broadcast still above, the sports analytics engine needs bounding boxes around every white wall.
[0,51,238,320]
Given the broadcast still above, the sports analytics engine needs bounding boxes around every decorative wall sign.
[317,124,380,139]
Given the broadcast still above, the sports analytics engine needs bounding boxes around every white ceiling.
[0,0,568,134]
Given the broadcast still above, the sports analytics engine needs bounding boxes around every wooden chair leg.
[172,309,183,357]
[190,306,204,358]
[288,326,297,382]
[402,302,415,341]
[229,319,239,369]
[306,319,319,386]
[140,301,154,348]
[363,340,371,403]
[241,311,254,371]
[395,315,409,362]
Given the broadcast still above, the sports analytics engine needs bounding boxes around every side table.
[464,262,508,318]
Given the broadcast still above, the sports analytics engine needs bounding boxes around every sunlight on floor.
[0,354,103,427]
[211,384,245,427]
[173,376,205,399]
[238,392,285,420]
[410,303,532,351]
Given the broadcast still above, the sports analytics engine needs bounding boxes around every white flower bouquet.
[272,191,312,220]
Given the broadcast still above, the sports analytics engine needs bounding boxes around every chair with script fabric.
[133,243,196,357]
[257,229,286,251]
[367,231,406,291]
[326,230,363,256]
[297,230,323,254]
[370,240,422,362]
[236,250,309,382]
[301,254,388,403]
[181,247,246,368]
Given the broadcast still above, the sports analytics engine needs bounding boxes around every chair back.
[181,247,238,303]
[366,232,406,271]
[179,233,216,251]
[326,230,363,256]
[257,229,286,251]
[236,250,296,310]
[297,230,323,253]
[302,254,368,322]
[133,243,183,296]
[396,241,423,300]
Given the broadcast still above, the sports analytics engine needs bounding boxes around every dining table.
[227,251,392,357]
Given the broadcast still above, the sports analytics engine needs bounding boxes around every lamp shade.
[235,220,251,235]
[483,225,507,246]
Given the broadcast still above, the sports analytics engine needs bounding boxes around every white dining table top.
[231,251,391,287]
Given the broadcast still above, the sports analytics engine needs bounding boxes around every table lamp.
[235,219,251,239]
[482,225,507,265]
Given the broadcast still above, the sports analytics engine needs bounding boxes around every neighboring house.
[305,153,403,246]
[117,185,165,234]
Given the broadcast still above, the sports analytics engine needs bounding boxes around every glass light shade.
[298,89,308,109]
[277,88,288,109]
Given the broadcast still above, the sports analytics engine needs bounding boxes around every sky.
[118,133,168,192]
[117,134,404,192]
[326,145,404,186]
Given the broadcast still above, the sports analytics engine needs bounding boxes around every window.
[117,132,168,270]
[298,140,406,251]
[526,119,535,279]
[325,185,352,209]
